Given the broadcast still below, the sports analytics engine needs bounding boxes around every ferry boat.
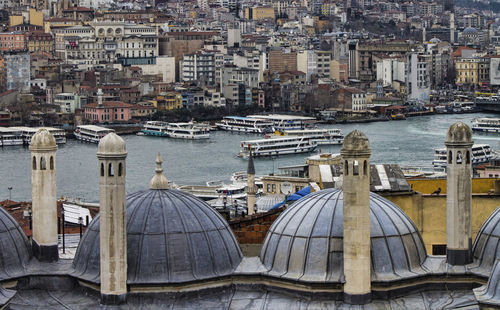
[165,122,210,139]
[74,125,114,143]
[0,127,23,146]
[7,127,67,145]
[272,128,344,145]
[432,144,494,168]
[238,136,317,157]
[141,121,168,137]
[472,118,500,133]
[215,116,274,133]
[247,114,316,131]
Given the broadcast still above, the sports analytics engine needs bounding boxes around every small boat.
[136,131,145,136]
[432,144,494,168]
[0,127,23,146]
[165,122,210,139]
[141,121,169,137]
[272,128,344,145]
[215,116,274,133]
[74,125,114,143]
[391,113,406,120]
[472,118,500,133]
[238,136,317,157]
[7,126,67,145]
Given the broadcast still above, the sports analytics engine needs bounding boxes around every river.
[1,112,499,202]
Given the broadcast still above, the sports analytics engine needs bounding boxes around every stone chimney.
[445,122,473,265]
[341,130,371,304]
[30,128,58,262]
[97,133,127,304]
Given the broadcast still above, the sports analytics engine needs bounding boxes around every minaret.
[341,130,371,305]
[150,153,169,190]
[246,152,257,215]
[30,128,58,262]
[445,122,473,265]
[97,88,103,106]
[450,13,455,44]
[423,27,426,43]
[97,133,127,305]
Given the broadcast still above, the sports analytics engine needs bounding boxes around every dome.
[445,121,473,145]
[29,128,57,151]
[259,189,427,283]
[472,206,500,274]
[464,27,477,34]
[72,189,243,284]
[96,132,126,157]
[341,130,370,155]
[0,206,32,281]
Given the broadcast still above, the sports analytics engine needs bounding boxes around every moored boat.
[247,114,316,131]
[0,127,23,146]
[472,118,500,133]
[165,122,210,139]
[215,116,274,133]
[432,144,494,168]
[141,121,169,137]
[238,136,317,157]
[272,128,344,145]
[74,125,114,143]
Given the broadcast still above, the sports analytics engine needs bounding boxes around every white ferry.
[165,122,210,139]
[215,116,274,134]
[238,136,317,157]
[432,144,493,168]
[472,118,500,133]
[7,127,67,145]
[141,121,169,137]
[272,128,344,145]
[74,125,114,143]
[0,127,23,146]
[247,114,316,131]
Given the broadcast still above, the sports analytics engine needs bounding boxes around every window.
[353,160,359,175]
[272,184,276,193]
[101,163,105,176]
[118,163,123,176]
[32,156,37,170]
[432,244,446,255]
[40,156,46,170]
[108,163,114,176]
[448,150,452,164]
[50,156,54,170]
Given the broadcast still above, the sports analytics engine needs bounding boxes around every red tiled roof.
[85,101,133,108]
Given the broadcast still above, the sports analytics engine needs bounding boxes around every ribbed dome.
[0,206,31,281]
[472,206,500,274]
[259,189,427,283]
[72,189,243,284]
[29,128,57,151]
[446,121,472,145]
[96,132,125,156]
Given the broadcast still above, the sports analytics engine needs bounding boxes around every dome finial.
[150,152,168,190]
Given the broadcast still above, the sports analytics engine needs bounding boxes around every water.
[1,112,499,202]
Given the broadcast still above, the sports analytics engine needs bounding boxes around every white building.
[407,53,430,103]
[4,53,30,93]
[376,58,406,87]
[221,65,259,89]
[54,93,81,113]
[297,50,317,82]
[54,21,158,70]
[181,51,216,85]
[136,56,176,83]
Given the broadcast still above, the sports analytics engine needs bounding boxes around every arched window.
[50,156,54,170]
[353,160,359,176]
[108,163,114,177]
[363,160,368,176]
[118,163,123,177]
[345,160,349,176]
[100,163,105,177]
[40,156,46,170]
[466,151,471,164]
[456,151,463,164]
[448,150,453,164]
[32,156,37,170]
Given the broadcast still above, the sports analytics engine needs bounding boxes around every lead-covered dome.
[472,206,500,275]
[445,121,472,145]
[259,189,427,283]
[72,189,242,284]
[29,128,57,151]
[0,206,31,280]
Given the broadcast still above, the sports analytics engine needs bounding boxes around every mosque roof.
[72,189,243,284]
[0,284,15,307]
[472,206,500,275]
[259,189,428,283]
[0,206,32,281]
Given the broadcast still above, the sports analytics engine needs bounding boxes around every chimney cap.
[97,132,126,158]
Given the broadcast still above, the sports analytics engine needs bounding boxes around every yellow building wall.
[408,178,500,195]
[30,8,44,27]
[9,16,23,27]
[384,191,500,255]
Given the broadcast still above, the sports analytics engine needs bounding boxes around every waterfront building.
[54,92,81,114]
[407,52,430,103]
[181,50,216,85]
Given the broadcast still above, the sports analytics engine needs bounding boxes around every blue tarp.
[269,186,312,210]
